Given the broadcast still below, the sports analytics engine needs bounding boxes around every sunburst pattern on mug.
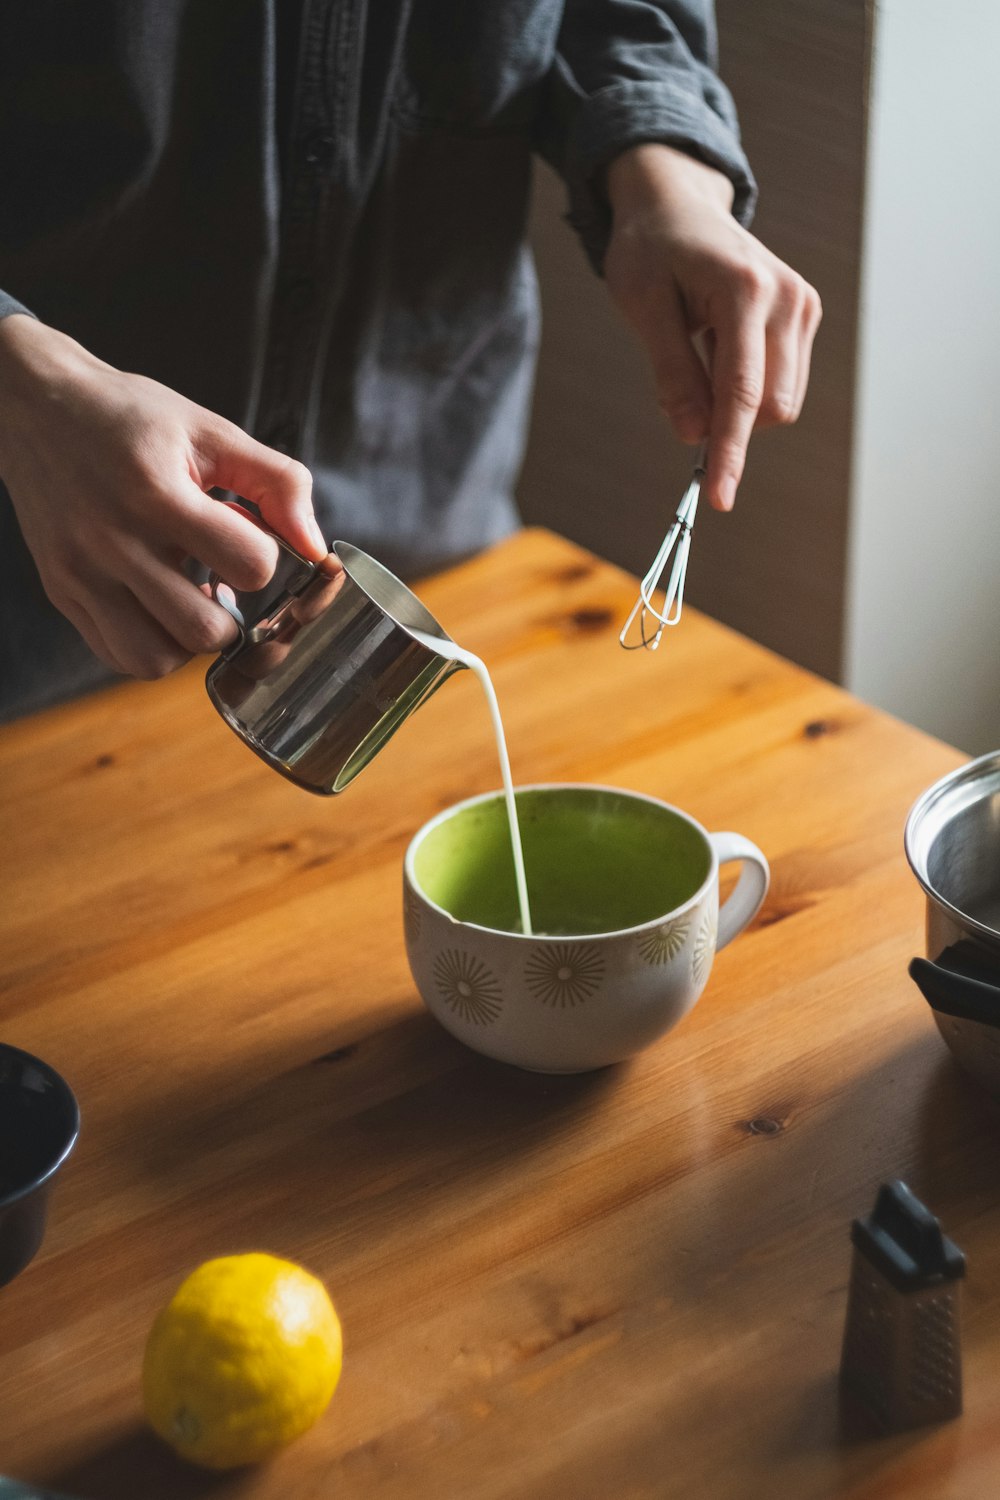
[637,916,690,966]
[524,942,605,1008]
[433,949,503,1026]
[692,910,717,985]
[403,884,422,942]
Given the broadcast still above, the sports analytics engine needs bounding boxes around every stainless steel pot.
[905,751,1000,1090]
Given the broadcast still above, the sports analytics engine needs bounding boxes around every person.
[0,1,820,721]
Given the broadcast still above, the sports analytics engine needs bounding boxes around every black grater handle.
[851,1180,965,1291]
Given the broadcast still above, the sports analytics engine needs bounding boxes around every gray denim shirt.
[0,0,754,719]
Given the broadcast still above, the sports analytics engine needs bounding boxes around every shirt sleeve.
[534,0,757,273]
[0,291,34,320]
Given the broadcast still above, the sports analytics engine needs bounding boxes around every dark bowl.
[0,1044,79,1286]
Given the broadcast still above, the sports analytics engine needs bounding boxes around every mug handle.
[709,832,770,950]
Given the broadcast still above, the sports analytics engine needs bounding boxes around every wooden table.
[1,528,993,1500]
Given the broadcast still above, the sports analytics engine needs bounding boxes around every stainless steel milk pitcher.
[206,528,463,794]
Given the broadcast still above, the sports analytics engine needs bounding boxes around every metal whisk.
[619,445,707,651]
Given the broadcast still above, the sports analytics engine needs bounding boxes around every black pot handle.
[909,947,1000,1025]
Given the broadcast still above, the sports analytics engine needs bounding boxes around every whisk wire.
[620,447,707,652]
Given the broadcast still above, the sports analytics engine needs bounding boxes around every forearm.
[607,142,734,226]
[0,315,106,470]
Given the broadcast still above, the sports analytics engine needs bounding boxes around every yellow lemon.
[142,1253,343,1470]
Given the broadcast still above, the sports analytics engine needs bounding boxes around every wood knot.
[514,1306,616,1359]
[742,1115,784,1137]
[301,851,334,870]
[803,719,836,739]
[91,752,115,769]
[566,607,613,633]
[555,563,593,584]
[312,1043,359,1064]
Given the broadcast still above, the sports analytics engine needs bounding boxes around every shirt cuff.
[564,79,758,273]
[0,292,35,321]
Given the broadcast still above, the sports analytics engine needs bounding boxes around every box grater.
[840,1180,965,1429]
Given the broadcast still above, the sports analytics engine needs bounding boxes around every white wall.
[845,0,1000,754]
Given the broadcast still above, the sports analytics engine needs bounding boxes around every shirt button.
[302,130,335,166]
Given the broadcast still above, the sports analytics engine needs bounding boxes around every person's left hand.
[603,143,822,512]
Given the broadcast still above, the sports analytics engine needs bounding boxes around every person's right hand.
[0,314,327,679]
[604,145,822,513]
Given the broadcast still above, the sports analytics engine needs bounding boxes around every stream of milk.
[410,630,533,937]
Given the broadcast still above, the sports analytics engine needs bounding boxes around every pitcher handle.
[210,580,248,638]
[207,501,323,646]
[709,832,770,950]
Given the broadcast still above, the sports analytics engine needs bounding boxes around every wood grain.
[1,529,990,1500]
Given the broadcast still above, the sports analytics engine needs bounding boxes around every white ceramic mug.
[403,784,769,1073]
